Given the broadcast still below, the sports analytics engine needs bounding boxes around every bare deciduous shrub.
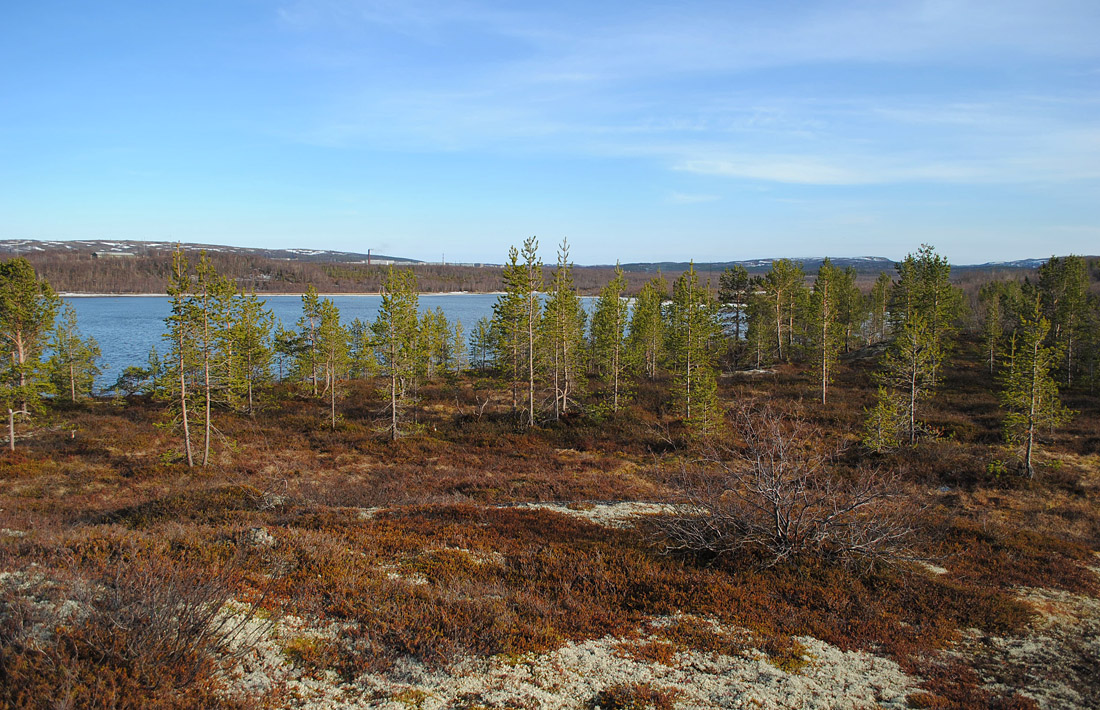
[0,552,268,709]
[659,403,914,566]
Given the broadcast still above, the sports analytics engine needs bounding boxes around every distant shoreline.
[60,290,507,298]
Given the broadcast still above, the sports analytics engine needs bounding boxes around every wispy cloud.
[272,0,1100,187]
[668,192,720,204]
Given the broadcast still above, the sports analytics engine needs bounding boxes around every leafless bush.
[659,403,914,567]
[0,551,271,707]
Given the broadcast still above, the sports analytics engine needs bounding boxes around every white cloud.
[668,192,720,204]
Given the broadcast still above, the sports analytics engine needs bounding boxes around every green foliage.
[468,316,495,371]
[348,317,378,379]
[317,297,350,430]
[47,302,101,402]
[0,257,60,448]
[759,259,807,363]
[666,263,721,437]
[868,271,892,344]
[227,291,274,414]
[492,239,542,423]
[1037,255,1092,387]
[1000,297,1073,477]
[627,274,667,379]
[419,307,452,381]
[589,263,629,413]
[876,312,939,445]
[374,267,421,440]
[809,258,845,404]
[718,264,751,364]
[862,385,904,453]
[889,244,962,385]
[541,239,586,420]
[296,285,324,395]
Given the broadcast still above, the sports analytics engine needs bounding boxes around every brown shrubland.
[0,336,1096,708]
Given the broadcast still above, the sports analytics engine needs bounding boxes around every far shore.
[60,290,507,298]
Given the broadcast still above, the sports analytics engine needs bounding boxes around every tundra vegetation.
[1,244,1099,709]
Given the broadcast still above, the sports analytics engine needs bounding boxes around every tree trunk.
[7,409,14,453]
[178,333,193,467]
[527,296,535,427]
[202,303,211,467]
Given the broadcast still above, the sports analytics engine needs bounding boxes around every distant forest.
[3,240,1095,298]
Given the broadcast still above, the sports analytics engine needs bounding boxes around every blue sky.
[2,1,1098,264]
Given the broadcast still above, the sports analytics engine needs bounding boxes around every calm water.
[68,294,595,388]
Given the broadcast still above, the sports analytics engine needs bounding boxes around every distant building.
[92,251,137,259]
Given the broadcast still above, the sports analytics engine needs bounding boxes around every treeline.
[3,244,1099,477]
[13,248,632,295]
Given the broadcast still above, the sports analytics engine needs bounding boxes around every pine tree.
[273,322,300,382]
[520,238,542,426]
[542,240,586,420]
[667,263,721,436]
[1038,255,1090,386]
[627,274,667,380]
[743,289,774,369]
[231,291,273,414]
[875,311,938,445]
[718,265,751,363]
[419,308,451,381]
[835,265,865,353]
[762,259,806,363]
[862,385,904,453]
[47,303,101,402]
[348,318,378,380]
[0,258,59,452]
[590,264,629,412]
[889,245,961,386]
[191,252,225,467]
[317,298,349,430]
[469,317,495,371]
[373,267,421,440]
[1001,296,1073,477]
[449,320,467,374]
[297,285,323,396]
[809,258,844,404]
[164,246,196,466]
[492,247,529,415]
[868,272,892,344]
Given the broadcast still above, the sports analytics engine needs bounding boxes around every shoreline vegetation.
[1,241,1098,709]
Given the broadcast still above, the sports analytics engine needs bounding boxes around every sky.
[1,1,1099,265]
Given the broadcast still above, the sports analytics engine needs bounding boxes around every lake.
[68,294,596,388]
